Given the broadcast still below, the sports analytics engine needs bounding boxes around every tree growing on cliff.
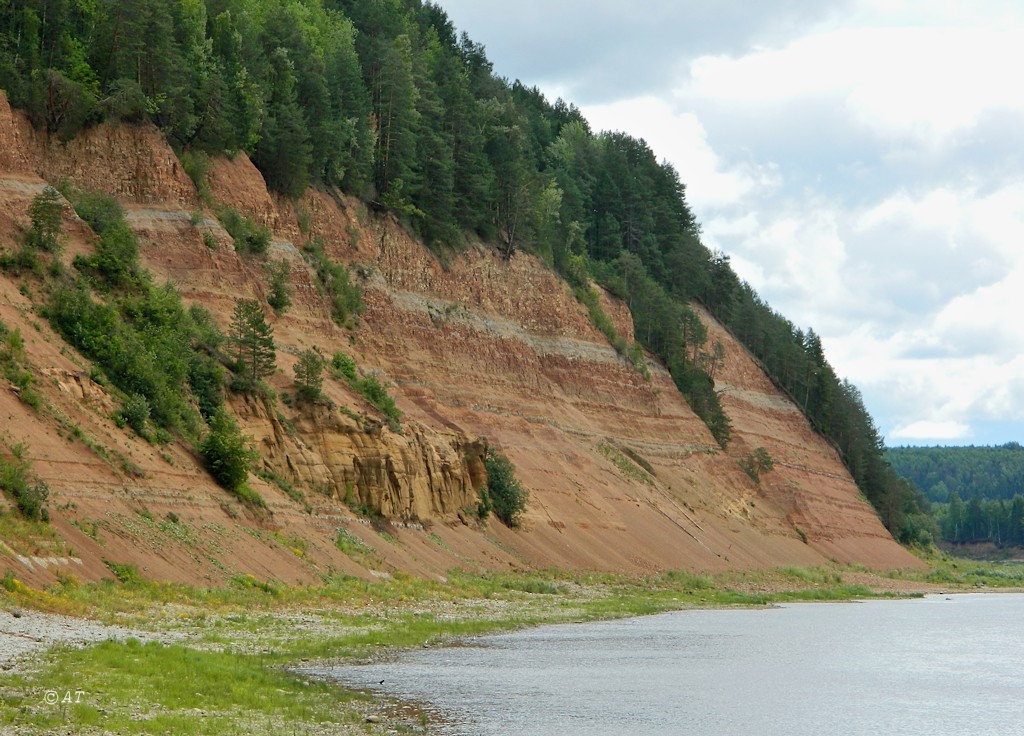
[482,449,528,528]
[26,186,64,252]
[740,447,774,485]
[266,259,292,314]
[294,347,325,403]
[230,300,276,391]
[199,408,261,506]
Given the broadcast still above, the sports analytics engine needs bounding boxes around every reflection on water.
[308,594,1024,736]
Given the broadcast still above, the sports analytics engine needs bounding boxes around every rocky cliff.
[0,94,922,587]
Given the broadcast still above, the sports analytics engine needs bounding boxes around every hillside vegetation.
[888,444,1024,547]
[0,0,925,539]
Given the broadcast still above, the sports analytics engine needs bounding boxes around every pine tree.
[372,34,419,204]
[255,47,312,198]
[230,299,275,390]
[27,186,64,252]
[294,347,324,403]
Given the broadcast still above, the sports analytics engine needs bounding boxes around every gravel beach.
[0,608,163,673]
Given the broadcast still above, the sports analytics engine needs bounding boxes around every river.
[309,593,1024,735]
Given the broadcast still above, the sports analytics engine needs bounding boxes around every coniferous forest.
[0,0,930,541]
[888,444,1024,547]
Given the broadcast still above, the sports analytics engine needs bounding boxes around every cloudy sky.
[440,0,1024,447]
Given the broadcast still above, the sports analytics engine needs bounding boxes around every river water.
[311,594,1024,735]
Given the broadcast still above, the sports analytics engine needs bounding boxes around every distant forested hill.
[887,444,1024,546]
[886,444,1024,503]
[0,0,928,540]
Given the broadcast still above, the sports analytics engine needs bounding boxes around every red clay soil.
[0,94,922,590]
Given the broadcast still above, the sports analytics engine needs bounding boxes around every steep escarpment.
[0,97,921,587]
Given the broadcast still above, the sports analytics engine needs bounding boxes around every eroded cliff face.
[0,94,922,587]
[230,392,486,520]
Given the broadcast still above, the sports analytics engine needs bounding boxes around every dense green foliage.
[42,187,272,502]
[0,321,42,409]
[886,444,1024,503]
[328,351,357,382]
[199,408,260,502]
[26,185,64,252]
[45,188,226,435]
[936,492,1024,547]
[302,237,363,327]
[481,448,528,527]
[219,208,271,256]
[61,184,142,289]
[887,444,1024,547]
[228,299,276,390]
[266,258,292,313]
[0,443,49,521]
[293,347,325,402]
[117,392,153,438]
[48,281,200,433]
[328,351,400,429]
[0,0,921,536]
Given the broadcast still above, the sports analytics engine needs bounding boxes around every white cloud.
[856,189,963,237]
[889,420,971,441]
[933,264,1024,356]
[685,25,1024,148]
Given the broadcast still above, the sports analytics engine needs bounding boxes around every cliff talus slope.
[0,96,921,586]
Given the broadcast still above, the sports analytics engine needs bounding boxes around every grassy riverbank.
[1,559,1020,735]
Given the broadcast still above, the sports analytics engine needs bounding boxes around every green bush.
[60,184,142,290]
[330,352,357,381]
[76,221,141,289]
[59,184,124,235]
[199,409,259,501]
[0,244,42,275]
[0,570,16,592]
[47,281,201,432]
[328,352,400,428]
[740,447,774,484]
[302,237,363,326]
[117,393,151,437]
[475,484,492,520]
[266,259,292,313]
[189,353,225,420]
[219,208,271,256]
[181,149,212,202]
[483,449,528,528]
[104,560,143,585]
[0,443,49,522]
[354,375,401,428]
[0,324,41,409]
[26,186,64,252]
[294,348,325,403]
[48,261,226,434]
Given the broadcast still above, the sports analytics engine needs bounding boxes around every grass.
[598,441,654,485]
[0,511,67,557]
[0,639,366,735]
[883,550,1024,588]
[0,559,1012,735]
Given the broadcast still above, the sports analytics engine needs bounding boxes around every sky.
[438,0,1024,447]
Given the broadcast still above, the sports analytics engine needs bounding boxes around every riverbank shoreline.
[1,562,1021,734]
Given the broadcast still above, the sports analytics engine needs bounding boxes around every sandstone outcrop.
[0,93,923,587]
